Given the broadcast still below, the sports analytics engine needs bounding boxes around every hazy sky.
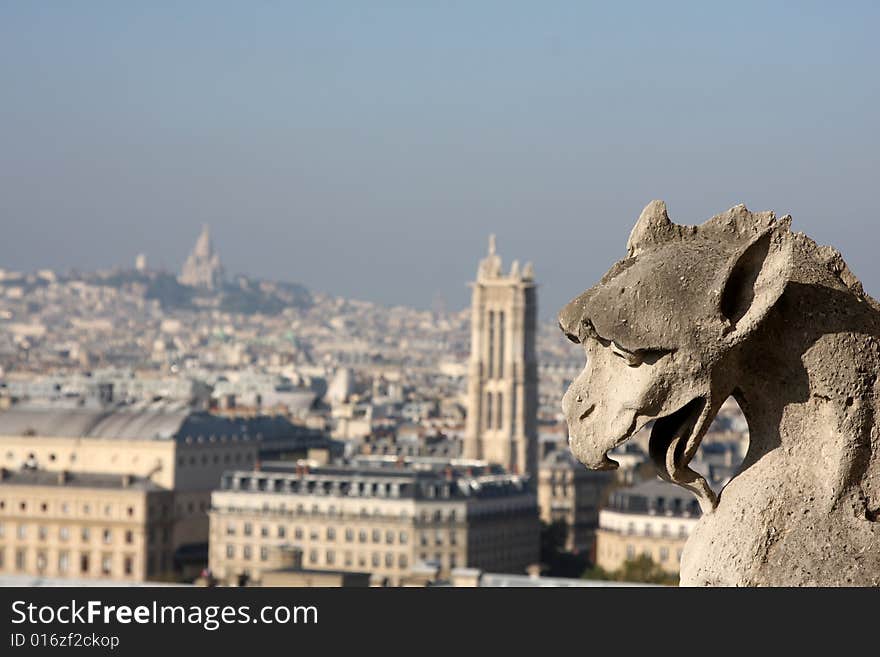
[2,2,879,317]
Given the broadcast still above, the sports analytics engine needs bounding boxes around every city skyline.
[2,3,879,314]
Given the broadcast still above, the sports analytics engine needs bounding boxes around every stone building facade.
[463,236,538,478]
[0,468,173,582]
[209,460,539,586]
[595,479,700,575]
[0,407,302,580]
[537,449,614,559]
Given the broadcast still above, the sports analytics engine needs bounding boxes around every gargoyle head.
[559,200,793,511]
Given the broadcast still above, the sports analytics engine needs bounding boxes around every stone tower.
[464,236,538,478]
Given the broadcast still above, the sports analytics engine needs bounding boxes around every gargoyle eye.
[580,319,600,342]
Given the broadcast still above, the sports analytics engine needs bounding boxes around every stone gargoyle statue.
[559,201,879,586]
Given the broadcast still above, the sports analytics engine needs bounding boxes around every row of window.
[221,545,467,571]
[0,547,136,577]
[623,544,684,563]
[224,522,469,548]
[622,522,690,538]
[178,452,253,468]
[221,505,460,523]
[0,523,136,545]
[0,500,136,517]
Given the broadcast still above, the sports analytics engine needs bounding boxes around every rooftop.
[0,467,163,491]
[0,406,320,444]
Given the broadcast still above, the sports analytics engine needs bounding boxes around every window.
[81,527,90,542]
[80,553,89,574]
[102,529,112,544]
[399,554,408,569]
[59,526,69,542]
[277,526,286,538]
[626,545,635,560]
[399,531,408,544]
[326,550,335,565]
[16,549,27,571]
[344,552,353,567]
[327,527,336,541]
[261,525,269,538]
[660,547,669,562]
[226,545,235,559]
[309,550,318,564]
[226,523,236,536]
[358,530,367,543]
[372,553,380,567]
[372,529,380,543]
[124,530,133,545]
[294,527,303,540]
[485,391,493,430]
[124,556,133,576]
[385,531,394,545]
[101,554,112,576]
[243,546,252,560]
[243,523,252,536]
[17,524,26,540]
[36,551,47,573]
[345,529,354,543]
[450,553,457,569]
[260,547,268,561]
[385,553,393,568]
[38,526,47,541]
[0,523,4,538]
[58,551,69,573]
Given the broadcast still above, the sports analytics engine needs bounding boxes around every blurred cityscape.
[0,226,749,587]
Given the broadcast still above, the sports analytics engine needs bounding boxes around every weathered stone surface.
[559,201,880,586]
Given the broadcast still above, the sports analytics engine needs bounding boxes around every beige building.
[595,479,700,575]
[209,458,539,586]
[0,406,314,580]
[537,449,613,559]
[463,236,538,478]
[0,468,173,581]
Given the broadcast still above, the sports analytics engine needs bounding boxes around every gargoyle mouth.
[648,397,718,512]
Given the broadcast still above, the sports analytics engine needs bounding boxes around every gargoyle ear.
[718,228,793,342]
[627,200,677,256]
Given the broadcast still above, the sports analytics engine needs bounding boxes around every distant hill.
[80,269,313,315]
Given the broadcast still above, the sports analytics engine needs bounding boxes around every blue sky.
[1,2,878,315]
